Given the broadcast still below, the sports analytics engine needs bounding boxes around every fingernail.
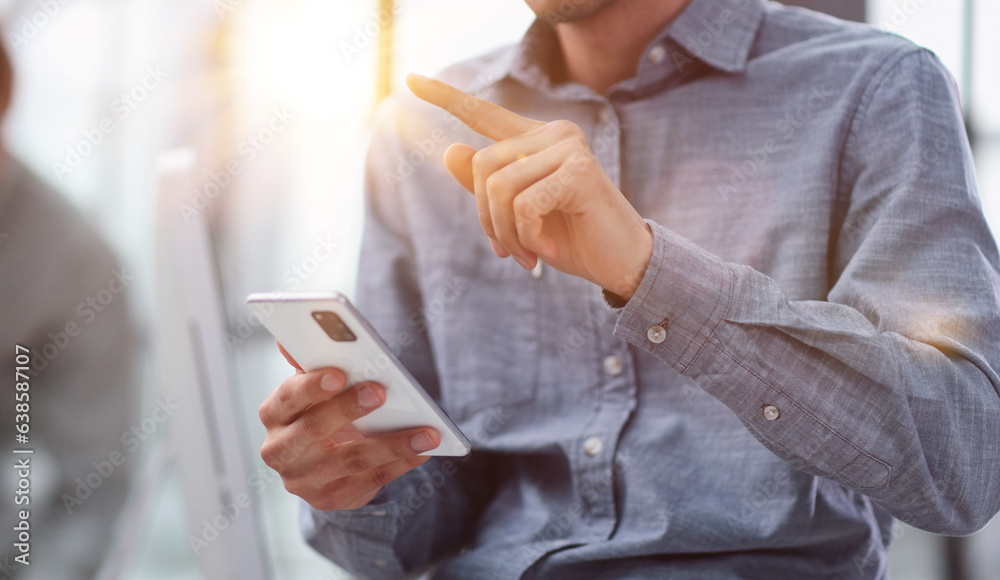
[411,432,436,453]
[357,385,380,408]
[513,255,532,270]
[321,372,341,392]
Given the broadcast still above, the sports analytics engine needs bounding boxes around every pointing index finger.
[406,73,543,141]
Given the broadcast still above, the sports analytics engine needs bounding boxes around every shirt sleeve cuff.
[600,288,629,310]
[611,220,735,373]
[302,499,406,578]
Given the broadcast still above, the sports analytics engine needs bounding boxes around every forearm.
[612,221,1000,534]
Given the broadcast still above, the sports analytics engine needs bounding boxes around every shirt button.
[762,405,780,421]
[598,106,613,124]
[583,436,603,457]
[648,45,667,64]
[647,324,667,344]
[603,355,623,377]
[531,260,544,280]
[371,559,386,568]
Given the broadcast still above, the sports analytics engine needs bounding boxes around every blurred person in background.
[0,35,137,579]
[259,0,1000,578]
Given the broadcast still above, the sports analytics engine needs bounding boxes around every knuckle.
[554,163,577,186]
[557,135,583,154]
[530,188,555,214]
[276,446,299,468]
[260,380,296,424]
[340,392,369,420]
[471,148,495,172]
[369,465,396,488]
[512,194,533,217]
[261,440,299,472]
[341,445,372,475]
[453,94,479,116]
[557,130,589,153]
[275,382,296,409]
[297,412,327,440]
[484,171,506,195]
[568,148,590,168]
[387,436,414,459]
[549,119,581,137]
[513,205,537,232]
[259,441,282,468]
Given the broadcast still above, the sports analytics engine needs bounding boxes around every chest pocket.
[423,245,540,422]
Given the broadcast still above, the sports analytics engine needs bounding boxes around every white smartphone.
[246,291,471,457]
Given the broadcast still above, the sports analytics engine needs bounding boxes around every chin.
[524,0,620,24]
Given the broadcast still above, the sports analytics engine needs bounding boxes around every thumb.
[443,143,476,194]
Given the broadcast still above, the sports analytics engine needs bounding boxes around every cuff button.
[647,324,667,344]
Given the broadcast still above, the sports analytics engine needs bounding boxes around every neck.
[554,0,691,94]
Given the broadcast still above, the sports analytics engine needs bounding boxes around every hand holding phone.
[250,291,470,512]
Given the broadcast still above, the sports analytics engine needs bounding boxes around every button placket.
[648,45,667,64]
[583,436,604,457]
[603,355,623,377]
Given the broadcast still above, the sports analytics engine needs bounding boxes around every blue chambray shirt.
[302,0,1000,578]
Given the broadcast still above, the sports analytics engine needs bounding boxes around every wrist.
[604,221,653,302]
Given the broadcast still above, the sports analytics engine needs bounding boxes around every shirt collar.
[483,0,765,98]
[666,0,765,74]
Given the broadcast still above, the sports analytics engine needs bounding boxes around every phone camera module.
[312,311,357,342]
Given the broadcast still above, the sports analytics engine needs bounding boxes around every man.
[0,37,138,579]
[259,0,1000,577]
